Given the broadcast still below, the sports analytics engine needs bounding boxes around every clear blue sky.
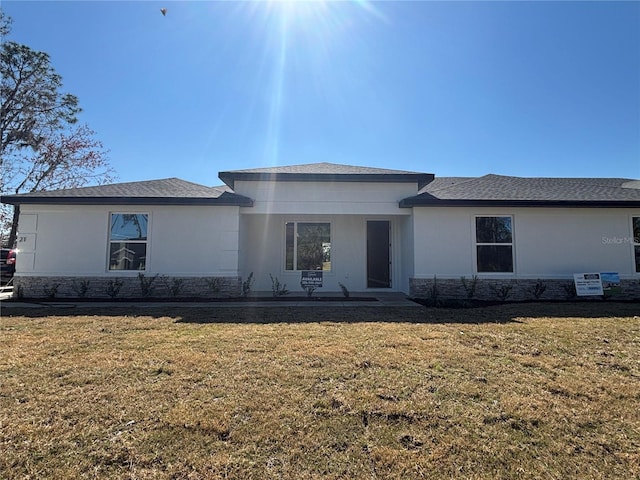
[3,0,639,186]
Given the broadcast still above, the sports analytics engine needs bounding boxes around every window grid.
[108,213,148,271]
[474,216,514,273]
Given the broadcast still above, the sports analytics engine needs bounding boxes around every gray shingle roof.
[3,170,639,208]
[1,178,253,206]
[219,162,435,189]
[401,174,640,206]
[225,162,424,175]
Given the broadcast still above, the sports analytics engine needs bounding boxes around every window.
[633,217,640,273]
[475,216,513,273]
[109,213,148,271]
[285,222,331,271]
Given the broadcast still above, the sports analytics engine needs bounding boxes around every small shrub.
[532,279,547,300]
[270,274,289,297]
[43,283,59,299]
[71,279,90,298]
[138,273,159,297]
[302,285,316,298]
[563,281,577,300]
[429,275,440,305]
[205,277,222,294]
[242,272,254,298]
[161,276,184,298]
[106,279,124,298]
[489,283,513,302]
[338,282,350,298]
[460,275,479,299]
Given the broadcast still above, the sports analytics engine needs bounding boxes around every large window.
[475,216,513,273]
[633,217,640,273]
[109,213,148,271]
[285,222,331,271]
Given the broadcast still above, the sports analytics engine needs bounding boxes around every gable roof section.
[400,174,640,207]
[219,162,434,190]
[1,178,254,206]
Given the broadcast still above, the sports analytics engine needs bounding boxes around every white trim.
[472,214,516,275]
[106,211,151,273]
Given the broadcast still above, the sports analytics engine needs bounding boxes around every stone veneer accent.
[410,277,640,302]
[13,275,242,300]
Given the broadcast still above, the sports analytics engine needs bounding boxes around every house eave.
[0,195,254,207]
[219,172,435,190]
[399,198,640,208]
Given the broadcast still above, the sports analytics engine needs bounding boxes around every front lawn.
[1,303,638,479]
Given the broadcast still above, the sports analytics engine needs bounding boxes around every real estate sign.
[573,273,604,296]
[301,271,323,288]
[600,272,622,296]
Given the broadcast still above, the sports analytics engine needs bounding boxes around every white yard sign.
[573,273,604,296]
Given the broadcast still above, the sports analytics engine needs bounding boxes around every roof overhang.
[399,198,640,208]
[0,192,254,207]
[219,171,435,190]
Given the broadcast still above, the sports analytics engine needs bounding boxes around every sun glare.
[265,0,385,32]
[229,0,386,165]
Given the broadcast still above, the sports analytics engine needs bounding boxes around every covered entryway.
[367,220,391,288]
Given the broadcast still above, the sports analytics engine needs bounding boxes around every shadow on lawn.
[3,302,638,324]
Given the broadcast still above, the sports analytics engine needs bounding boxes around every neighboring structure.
[2,163,640,300]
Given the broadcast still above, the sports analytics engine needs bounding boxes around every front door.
[367,220,391,288]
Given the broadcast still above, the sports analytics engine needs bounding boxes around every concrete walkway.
[0,292,422,309]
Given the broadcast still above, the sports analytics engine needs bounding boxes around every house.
[2,162,640,300]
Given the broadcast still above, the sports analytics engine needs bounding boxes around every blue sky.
[3,0,639,186]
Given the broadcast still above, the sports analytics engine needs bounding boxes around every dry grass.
[1,303,639,479]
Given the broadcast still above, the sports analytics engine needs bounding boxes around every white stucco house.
[2,162,640,300]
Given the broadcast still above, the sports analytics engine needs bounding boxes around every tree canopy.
[0,10,115,246]
[0,42,81,157]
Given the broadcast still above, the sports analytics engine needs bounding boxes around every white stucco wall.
[234,181,415,215]
[398,216,414,294]
[412,207,640,279]
[16,198,637,293]
[239,213,408,293]
[233,180,417,293]
[16,204,241,277]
